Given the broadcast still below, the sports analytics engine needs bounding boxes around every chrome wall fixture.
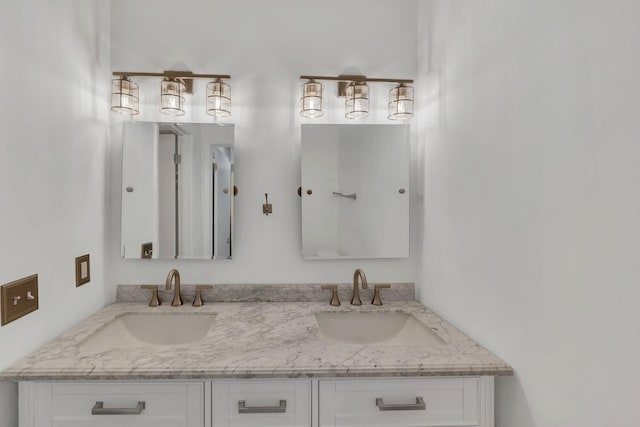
[299,75,414,121]
[111,71,231,117]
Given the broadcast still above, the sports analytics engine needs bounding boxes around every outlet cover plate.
[141,242,153,259]
[1,274,39,326]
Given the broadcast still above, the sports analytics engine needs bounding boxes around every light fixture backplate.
[337,75,367,97]
[164,70,194,94]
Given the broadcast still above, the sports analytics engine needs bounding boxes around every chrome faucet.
[351,268,368,305]
[165,269,183,306]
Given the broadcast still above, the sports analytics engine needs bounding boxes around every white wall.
[417,1,640,426]
[108,0,420,293]
[0,0,111,425]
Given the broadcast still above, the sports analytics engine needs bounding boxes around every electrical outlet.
[141,242,153,259]
[1,274,39,326]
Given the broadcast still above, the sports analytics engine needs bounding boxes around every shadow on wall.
[496,375,536,427]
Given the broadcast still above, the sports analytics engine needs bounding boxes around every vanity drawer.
[31,382,204,427]
[319,378,480,427]
[212,380,311,427]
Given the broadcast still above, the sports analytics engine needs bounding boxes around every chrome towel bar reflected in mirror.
[332,191,357,200]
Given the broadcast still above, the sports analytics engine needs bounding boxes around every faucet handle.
[321,285,341,307]
[193,285,213,307]
[371,284,391,306]
[141,285,161,307]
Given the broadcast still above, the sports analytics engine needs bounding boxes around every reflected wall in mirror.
[121,122,234,260]
[301,124,410,259]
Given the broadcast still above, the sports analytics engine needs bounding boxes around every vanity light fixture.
[345,81,370,119]
[299,75,414,121]
[160,78,187,116]
[206,78,231,118]
[388,83,414,120]
[111,76,139,115]
[110,71,231,117]
[300,79,324,118]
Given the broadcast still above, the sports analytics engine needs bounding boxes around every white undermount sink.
[79,313,216,353]
[315,311,445,346]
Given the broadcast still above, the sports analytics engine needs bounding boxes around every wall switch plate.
[1,274,39,326]
[75,254,90,287]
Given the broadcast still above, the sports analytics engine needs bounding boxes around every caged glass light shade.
[206,79,231,117]
[300,80,324,118]
[388,84,414,120]
[160,78,187,116]
[345,82,369,119]
[111,77,139,115]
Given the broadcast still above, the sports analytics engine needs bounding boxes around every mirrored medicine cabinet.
[301,124,410,259]
[121,122,234,260]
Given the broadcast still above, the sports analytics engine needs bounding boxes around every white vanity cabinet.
[19,376,495,427]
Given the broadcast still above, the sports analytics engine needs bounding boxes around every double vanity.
[1,274,512,427]
[3,121,516,427]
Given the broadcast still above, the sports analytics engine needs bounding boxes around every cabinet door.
[28,382,204,427]
[212,380,311,427]
[319,378,480,427]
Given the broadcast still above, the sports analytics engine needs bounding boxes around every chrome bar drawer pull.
[376,397,426,411]
[238,399,287,414]
[91,401,146,415]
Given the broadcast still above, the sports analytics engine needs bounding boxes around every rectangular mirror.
[301,124,410,259]
[121,122,234,260]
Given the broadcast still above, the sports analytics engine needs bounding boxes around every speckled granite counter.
[0,287,512,380]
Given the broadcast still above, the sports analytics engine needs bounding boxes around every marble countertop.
[0,296,512,380]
